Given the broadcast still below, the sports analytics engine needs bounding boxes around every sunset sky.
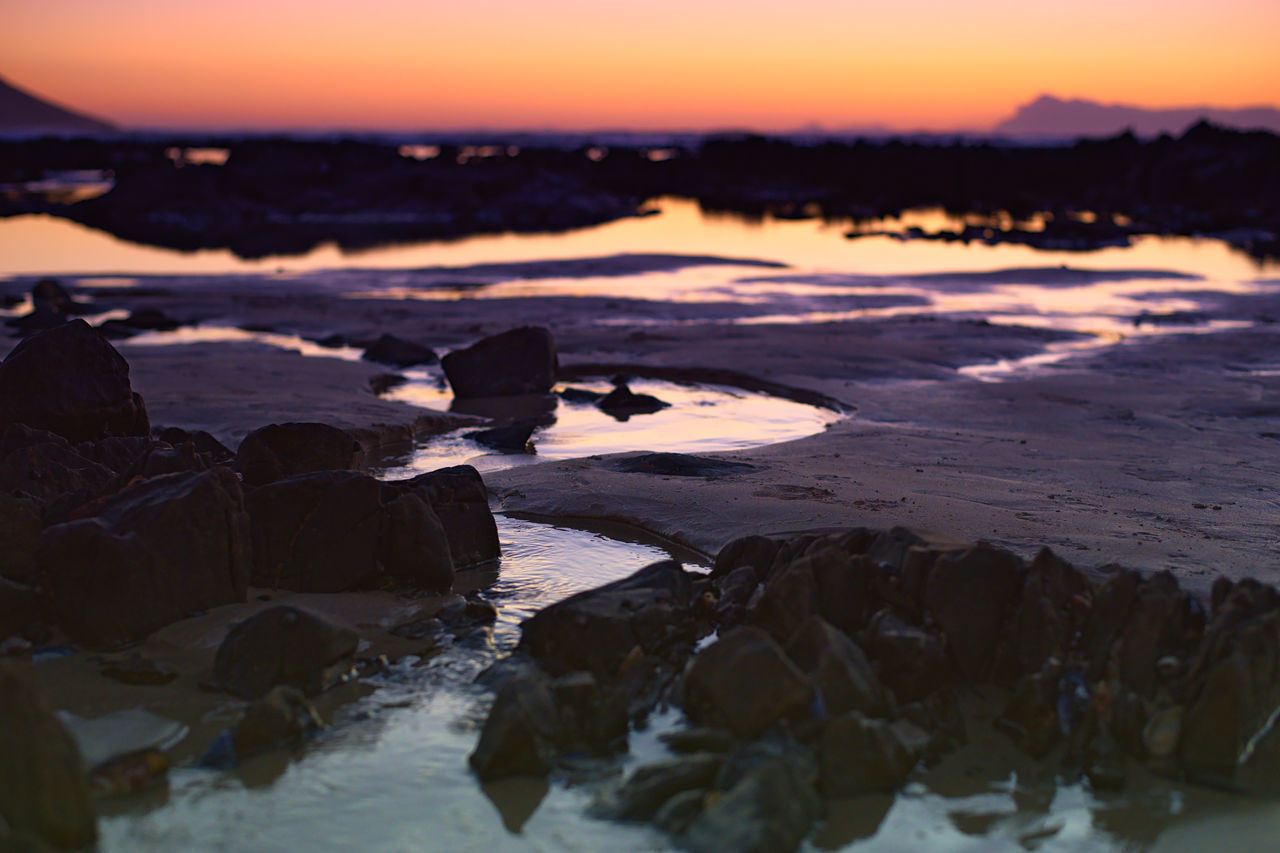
[3,0,1278,131]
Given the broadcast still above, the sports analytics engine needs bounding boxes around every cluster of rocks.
[470,527,1280,851]
[0,319,508,849]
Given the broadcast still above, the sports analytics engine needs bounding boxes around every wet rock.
[1004,548,1090,679]
[1080,568,1141,681]
[682,738,820,853]
[154,427,234,464]
[235,422,365,488]
[520,560,696,679]
[653,788,706,836]
[597,381,670,420]
[865,608,951,703]
[465,420,537,453]
[549,670,629,752]
[469,671,562,781]
[100,654,177,686]
[783,615,886,718]
[377,493,455,591]
[112,439,211,485]
[442,326,557,398]
[0,492,40,580]
[1115,572,1205,698]
[712,534,779,580]
[37,467,251,647]
[805,548,881,636]
[384,465,500,568]
[1144,705,1183,759]
[923,543,1025,682]
[659,727,737,755]
[0,662,97,849]
[713,564,759,626]
[610,452,755,478]
[683,626,814,739]
[996,662,1062,759]
[819,711,925,797]
[231,685,326,758]
[211,606,357,699]
[750,559,817,642]
[0,320,149,443]
[361,333,437,368]
[87,748,170,798]
[601,753,722,821]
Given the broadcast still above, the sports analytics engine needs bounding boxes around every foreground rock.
[383,465,501,568]
[441,327,557,398]
[235,422,365,487]
[0,320,149,443]
[0,662,96,849]
[210,606,358,698]
[36,467,251,647]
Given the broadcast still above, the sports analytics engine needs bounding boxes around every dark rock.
[235,422,364,488]
[211,606,357,699]
[783,615,886,718]
[1115,572,1205,698]
[520,560,696,679]
[659,727,737,755]
[465,420,537,453]
[597,382,670,421]
[865,608,951,703]
[154,427,234,463]
[556,386,605,404]
[1080,568,1141,681]
[99,653,177,686]
[603,753,722,821]
[377,493,455,591]
[313,333,348,349]
[5,307,68,334]
[361,333,437,368]
[683,738,820,853]
[806,548,881,636]
[713,564,759,626]
[653,789,706,836]
[469,671,561,781]
[610,452,755,478]
[549,670,629,752]
[712,534,779,580]
[923,543,1025,682]
[819,711,925,797]
[0,662,97,849]
[31,279,82,315]
[76,435,154,475]
[996,662,1063,759]
[230,685,325,758]
[750,559,817,642]
[0,576,39,639]
[0,320,149,443]
[383,465,500,568]
[0,493,40,580]
[0,432,115,512]
[368,373,407,395]
[442,326,557,398]
[101,309,181,334]
[36,467,251,647]
[1004,548,1090,678]
[683,626,814,739]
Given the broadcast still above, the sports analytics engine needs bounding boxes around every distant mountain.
[994,94,1280,138]
[0,74,116,135]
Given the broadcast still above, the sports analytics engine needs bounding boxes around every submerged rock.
[211,606,358,699]
[0,319,149,443]
[442,326,558,398]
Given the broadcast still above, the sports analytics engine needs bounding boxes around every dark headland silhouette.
[995,94,1280,138]
[0,75,115,135]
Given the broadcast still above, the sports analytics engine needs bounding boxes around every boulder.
[36,467,251,647]
[248,470,454,592]
[235,422,364,488]
[361,333,437,368]
[231,685,326,759]
[922,543,1025,682]
[1115,572,1205,698]
[712,534,779,581]
[1002,548,1089,678]
[783,615,886,718]
[683,626,814,739]
[520,560,696,678]
[384,465,500,568]
[818,711,924,797]
[0,662,97,849]
[211,606,358,699]
[806,548,881,636]
[750,560,818,643]
[865,608,951,703]
[469,671,562,781]
[0,320,149,443]
[441,326,558,398]
[1080,567,1141,681]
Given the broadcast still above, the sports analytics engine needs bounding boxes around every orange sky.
[3,0,1278,131]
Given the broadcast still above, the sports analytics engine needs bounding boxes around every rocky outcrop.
[0,320,149,443]
[235,422,365,488]
[210,606,358,699]
[441,327,557,398]
[36,467,250,647]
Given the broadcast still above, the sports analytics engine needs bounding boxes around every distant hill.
[994,94,1280,138]
[0,75,116,135]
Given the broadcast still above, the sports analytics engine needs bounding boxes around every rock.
[99,309,181,337]
[384,465,500,568]
[683,626,814,739]
[1115,572,1205,698]
[30,279,82,315]
[865,608,951,703]
[610,452,755,478]
[653,788,706,836]
[464,420,537,453]
[597,382,670,420]
[557,386,605,404]
[806,548,881,636]
[368,373,407,395]
[99,654,177,686]
[712,534,779,580]
[0,436,115,514]
[235,422,365,488]
[713,564,759,626]
[996,663,1062,759]
[750,559,817,642]
[602,753,722,821]
[0,320,149,443]
[1004,548,1090,678]
[86,748,170,798]
[361,333,437,368]
[1080,568,1141,681]
[211,606,357,699]
[231,685,326,758]
[36,467,251,647]
[76,435,154,475]
[248,470,453,592]
[520,560,696,679]
[115,440,211,483]
[0,492,40,580]
[442,326,557,398]
[659,727,737,755]
[923,543,1025,682]
[0,662,97,849]
[783,615,886,718]
[154,427,235,463]
[818,711,924,797]
[682,738,820,853]
[1143,705,1183,758]
[469,671,562,781]
[0,576,40,640]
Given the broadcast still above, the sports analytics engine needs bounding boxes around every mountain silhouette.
[0,74,116,135]
[994,94,1280,138]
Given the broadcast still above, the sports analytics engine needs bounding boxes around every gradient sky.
[3,0,1278,131]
